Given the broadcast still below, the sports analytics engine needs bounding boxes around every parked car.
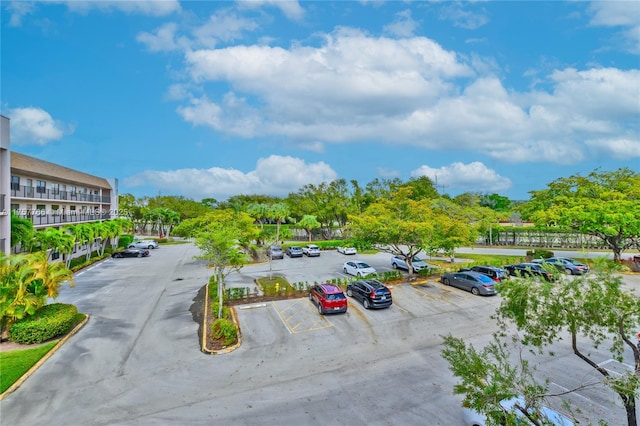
[302,244,321,257]
[532,257,589,275]
[504,263,555,281]
[337,246,357,255]
[346,279,392,309]
[458,265,509,282]
[343,261,377,277]
[266,245,284,260]
[129,240,159,249]
[440,271,497,296]
[286,246,304,258]
[462,395,575,426]
[112,248,149,258]
[391,255,434,273]
[309,283,348,315]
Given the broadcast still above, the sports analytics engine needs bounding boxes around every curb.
[0,313,90,400]
[201,284,242,355]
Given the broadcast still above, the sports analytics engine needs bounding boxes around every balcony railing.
[11,186,110,203]
[0,193,5,213]
[15,212,112,226]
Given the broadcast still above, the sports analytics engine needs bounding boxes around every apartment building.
[0,114,119,254]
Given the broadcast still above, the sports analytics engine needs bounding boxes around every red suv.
[309,284,348,315]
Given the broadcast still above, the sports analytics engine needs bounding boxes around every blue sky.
[2,1,639,201]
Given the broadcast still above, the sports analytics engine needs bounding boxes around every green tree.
[348,188,438,278]
[33,227,75,262]
[193,210,258,318]
[480,193,512,212]
[297,215,321,242]
[521,167,640,261]
[442,269,640,426]
[293,179,351,239]
[401,176,439,201]
[10,212,34,250]
[267,203,290,244]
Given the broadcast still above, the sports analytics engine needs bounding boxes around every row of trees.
[11,215,133,267]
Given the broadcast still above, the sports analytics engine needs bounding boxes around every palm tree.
[267,203,290,244]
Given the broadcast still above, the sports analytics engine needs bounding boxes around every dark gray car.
[440,271,497,296]
[346,279,392,309]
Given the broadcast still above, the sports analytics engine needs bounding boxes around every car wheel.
[363,299,370,309]
[565,268,572,275]
[148,245,154,249]
[471,287,480,296]
[309,293,313,301]
[115,253,122,258]
[392,263,398,269]
[346,289,353,297]
[317,303,324,315]
[344,268,348,274]
[357,272,363,277]
[443,278,450,285]
[137,252,142,258]
[128,245,134,248]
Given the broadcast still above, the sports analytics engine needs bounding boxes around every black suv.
[346,279,392,309]
[459,265,509,282]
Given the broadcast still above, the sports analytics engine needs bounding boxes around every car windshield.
[326,293,345,300]
[476,274,494,283]
[356,262,371,268]
[412,257,425,262]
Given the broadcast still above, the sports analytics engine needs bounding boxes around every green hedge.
[118,234,134,248]
[9,303,78,344]
[526,249,554,260]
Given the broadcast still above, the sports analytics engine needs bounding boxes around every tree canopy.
[442,268,640,426]
[521,167,640,260]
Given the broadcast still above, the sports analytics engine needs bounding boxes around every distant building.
[0,114,119,256]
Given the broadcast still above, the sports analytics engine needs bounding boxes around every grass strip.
[0,341,57,393]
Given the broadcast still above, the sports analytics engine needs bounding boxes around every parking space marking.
[411,282,457,304]
[271,299,333,334]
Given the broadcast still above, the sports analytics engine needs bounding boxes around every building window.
[11,204,19,214]
[70,186,77,195]
[51,183,59,195]
[36,180,46,194]
[35,204,46,216]
[10,176,19,190]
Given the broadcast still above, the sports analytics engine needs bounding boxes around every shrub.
[9,303,78,344]
[526,249,554,260]
[118,234,134,248]
[211,318,238,346]
[211,302,231,320]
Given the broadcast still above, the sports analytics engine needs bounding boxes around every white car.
[343,261,376,277]
[337,246,357,255]
[302,244,321,257]
[462,396,575,426]
[129,240,159,249]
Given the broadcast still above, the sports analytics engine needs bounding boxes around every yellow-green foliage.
[211,318,237,346]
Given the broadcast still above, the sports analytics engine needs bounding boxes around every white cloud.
[586,138,640,159]
[137,22,182,52]
[168,27,637,166]
[124,155,337,199]
[383,9,420,38]
[438,3,489,30]
[65,0,181,16]
[411,162,512,193]
[8,107,73,145]
[6,1,36,27]
[587,1,640,54]
[236,0,305,21]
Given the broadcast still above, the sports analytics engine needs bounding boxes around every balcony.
[15,212,112,226]
[11,186,110,203]
[0,193,5,215]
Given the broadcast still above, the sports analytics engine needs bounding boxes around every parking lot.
[0,243,633,425]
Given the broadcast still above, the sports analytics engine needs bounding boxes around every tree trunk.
[623,394,637,426]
